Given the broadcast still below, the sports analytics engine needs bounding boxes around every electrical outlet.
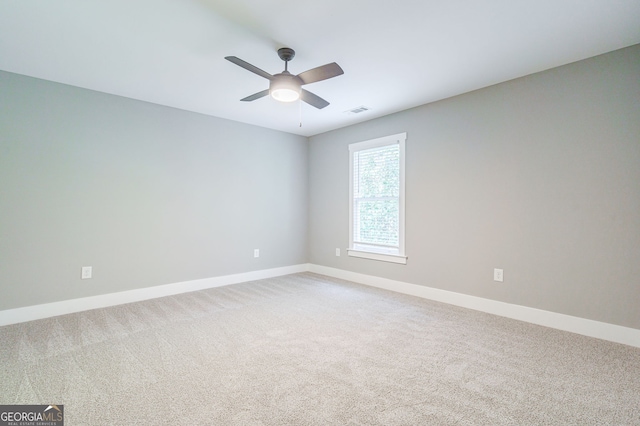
[336,248,340,256]
[494,268,504,282]
[254,249,260,258]
[81,266,92,280]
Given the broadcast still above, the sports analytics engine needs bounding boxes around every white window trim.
[348,132,407,265]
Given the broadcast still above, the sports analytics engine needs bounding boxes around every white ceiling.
[1,1,639,137]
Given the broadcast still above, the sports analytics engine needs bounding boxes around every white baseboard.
[3,263,638,349]
[309,264,640,349]
[0,264,309,327]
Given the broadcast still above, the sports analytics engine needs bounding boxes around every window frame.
[348,132,407,264]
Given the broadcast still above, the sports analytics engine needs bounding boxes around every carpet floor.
[1,272,639,425]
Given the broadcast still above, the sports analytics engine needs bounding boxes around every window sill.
[347,249,407,264]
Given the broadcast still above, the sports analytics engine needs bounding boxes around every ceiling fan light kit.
[270,75,302,102]
[225,47,343,109]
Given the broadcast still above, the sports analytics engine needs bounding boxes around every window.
[348,133,406,264]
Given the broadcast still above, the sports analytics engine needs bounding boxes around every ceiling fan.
[225,48,344,109]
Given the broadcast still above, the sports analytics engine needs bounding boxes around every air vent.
[344,105,371,114]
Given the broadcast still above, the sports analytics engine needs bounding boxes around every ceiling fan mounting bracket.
[277,48,296,62]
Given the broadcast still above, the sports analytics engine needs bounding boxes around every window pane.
[354,145,399,198]
[354,199,399,246]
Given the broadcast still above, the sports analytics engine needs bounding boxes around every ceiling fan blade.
[225,56,273,81]
[301,89,330,109]
[297,62,344,85]
[240,89,270,102]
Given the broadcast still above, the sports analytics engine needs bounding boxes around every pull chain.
[299,99,303,128]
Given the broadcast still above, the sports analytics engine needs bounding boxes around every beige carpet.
[1,272,639,425]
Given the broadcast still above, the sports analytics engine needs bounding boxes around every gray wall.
[2,45,639,330]
[0,71,308,310]
[309,45,640,329]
